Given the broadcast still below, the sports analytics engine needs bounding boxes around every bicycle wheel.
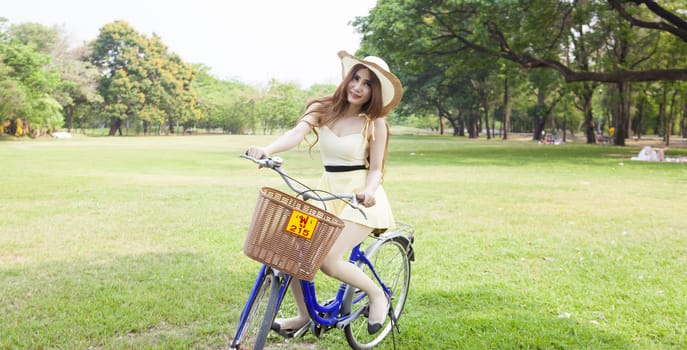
[343,238,411,349]
[231,267,286,350]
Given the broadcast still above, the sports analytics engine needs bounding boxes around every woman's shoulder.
[372,116,388,128]
[304,101,331,126]
[302,104,324,126]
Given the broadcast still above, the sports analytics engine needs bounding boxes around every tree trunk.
[533,89,546,141]
[581,89,596,144]
[448,117,460,136]
[439,113,445,135]
[467,108,479,138]
[108,118,122,136]
[624,85,632,141]
[613,81,630,146]
[502,76,510,140]
[485,112,491,139]
[476,110,482,138]
[491,106,497,139]
[634,96,645,140]
[658,87,667,140]
[483,102,491,139]
[561,115,567,143]
[64,105,74,132]
[666,89,679,146]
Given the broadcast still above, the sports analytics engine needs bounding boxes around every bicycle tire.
[231,267,284,350]
[343,237,411,349]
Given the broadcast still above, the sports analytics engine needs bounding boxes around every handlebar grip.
[240,154,283,168]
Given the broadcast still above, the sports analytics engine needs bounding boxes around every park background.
[2,134,686,349]
[2,1,687,349]
[2,1,687,144]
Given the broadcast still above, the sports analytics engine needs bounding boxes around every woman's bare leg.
[275,221,386,331]
[320,221,387,327]
[273,280,310,330]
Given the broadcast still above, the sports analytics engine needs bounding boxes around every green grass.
[1,134,686,349]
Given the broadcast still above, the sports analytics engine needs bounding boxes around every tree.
[90,20,202,135]
[355,0,687,144]
[193,65,258,134]
[55,44,102,132]
[257,80,307,134]
[8,22,102,133]
[0,25,62,136]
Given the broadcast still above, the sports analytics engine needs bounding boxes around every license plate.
[285,210,318,239]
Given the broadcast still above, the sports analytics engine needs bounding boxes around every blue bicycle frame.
[235,240,390,335]
[233,265,289,340]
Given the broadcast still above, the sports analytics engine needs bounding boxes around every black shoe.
[367,301,391,335]
[271,321,296,338]
[367,322,383,335]
[271,320,308,338]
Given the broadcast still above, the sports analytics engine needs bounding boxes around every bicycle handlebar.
[241,154,365,217]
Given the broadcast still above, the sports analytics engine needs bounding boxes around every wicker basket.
[243,187,344,281]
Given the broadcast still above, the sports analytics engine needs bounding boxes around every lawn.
[1,134,686,349]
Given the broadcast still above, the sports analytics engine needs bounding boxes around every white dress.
[313,122,395,231]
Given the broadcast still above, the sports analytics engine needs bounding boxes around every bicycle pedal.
[311,324,323,338]
[362,305,370,318]
[292,320,312,338]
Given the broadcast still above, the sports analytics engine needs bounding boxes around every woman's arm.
[245,112,319,159]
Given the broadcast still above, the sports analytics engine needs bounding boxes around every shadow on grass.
[0,251,254,349]
[398,288,635,350]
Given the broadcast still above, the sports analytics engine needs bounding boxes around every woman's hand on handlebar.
[356,191,376,208]
[245,146,268,160]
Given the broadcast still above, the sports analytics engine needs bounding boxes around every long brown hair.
[300,64,391,172]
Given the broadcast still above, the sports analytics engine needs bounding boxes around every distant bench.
[596,135,610,144]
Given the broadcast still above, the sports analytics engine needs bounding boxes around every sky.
[3,0,378,88]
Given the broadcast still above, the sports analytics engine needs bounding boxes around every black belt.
[324,165,368,172]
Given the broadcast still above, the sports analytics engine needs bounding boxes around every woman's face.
[346,68,373,109]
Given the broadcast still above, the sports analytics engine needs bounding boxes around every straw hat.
[338,51,403,115]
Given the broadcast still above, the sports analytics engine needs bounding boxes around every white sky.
[3,0,378,88]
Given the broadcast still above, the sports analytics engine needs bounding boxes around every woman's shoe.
[271,318,309,338]
[367,321,383,335]
[367,299,390,335]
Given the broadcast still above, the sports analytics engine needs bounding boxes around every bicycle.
[230,155,415,350]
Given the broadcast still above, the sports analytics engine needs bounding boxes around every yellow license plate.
[285,210,318,240]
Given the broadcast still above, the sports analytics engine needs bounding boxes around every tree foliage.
[354,0,687,145]
[4,4,687,144]
[1,18,328,139]
[0,20,62,136]
[89,20,201,135]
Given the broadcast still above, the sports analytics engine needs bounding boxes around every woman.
[245,50,402,335]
